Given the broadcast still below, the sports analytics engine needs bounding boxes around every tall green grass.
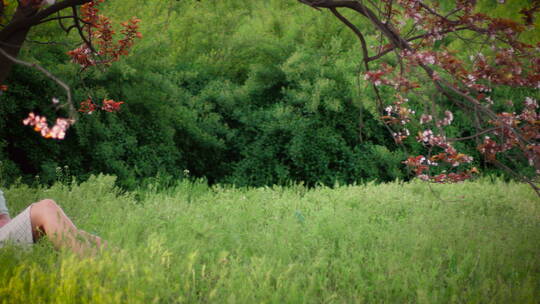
[1,175,539,303]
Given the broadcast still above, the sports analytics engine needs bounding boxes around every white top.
[0,190,9,216]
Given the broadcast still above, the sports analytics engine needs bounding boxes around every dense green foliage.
[1,175,539,303]
[0,0,538,188]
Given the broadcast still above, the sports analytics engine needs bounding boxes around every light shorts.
[0,206,34,248]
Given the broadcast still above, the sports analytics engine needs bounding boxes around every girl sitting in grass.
[0,190,104,255]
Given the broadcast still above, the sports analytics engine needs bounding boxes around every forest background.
[1,0,539,189]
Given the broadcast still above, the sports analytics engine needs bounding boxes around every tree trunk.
[0,5,39,85]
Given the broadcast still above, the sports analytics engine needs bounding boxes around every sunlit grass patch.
[1,176,538,303]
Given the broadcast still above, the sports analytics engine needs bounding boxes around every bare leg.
[30,199,105,255]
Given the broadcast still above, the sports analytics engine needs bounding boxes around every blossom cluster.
[363,64,394,86]
[364,64,422,92]
[437,111,453,127]
[380,94,417,144]
[67,44,94,67]
[377,1,539,183]
[22,113,74,140]
[404,154,477,184]
[477,97,539,169]
[401,50,437,66]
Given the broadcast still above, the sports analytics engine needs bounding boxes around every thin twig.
[447,127,500,142]
[71,6,96,53]
[36,15,78,25]
[25,39,73,46]
[57,11,69,33]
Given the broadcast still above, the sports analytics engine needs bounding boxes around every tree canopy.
[0,0,538,190]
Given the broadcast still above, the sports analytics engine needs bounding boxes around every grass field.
[0,175,539,303]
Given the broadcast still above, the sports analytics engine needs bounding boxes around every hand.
[0,214,10,229]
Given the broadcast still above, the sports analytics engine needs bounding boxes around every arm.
[0,189,10,228]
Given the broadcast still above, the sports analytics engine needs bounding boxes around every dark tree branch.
[65,24,78,33]
[444,7,462,19]
[26,38,73,46]
[36,15,78,25]
[297,0,321,11]
[0,38,71,47]
[299,0,411,49]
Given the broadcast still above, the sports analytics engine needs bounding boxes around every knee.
[31,199,61,223]
[34,199,60,212]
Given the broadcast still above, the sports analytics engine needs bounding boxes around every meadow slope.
[1,175,539,303]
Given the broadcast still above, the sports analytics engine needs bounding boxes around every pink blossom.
[525,97,538,109]
[437,110,453,126]
[417,129,434,144]
[420,114,433,124]
[22,112,73,140]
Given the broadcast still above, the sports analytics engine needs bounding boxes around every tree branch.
[0,47,78,120]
